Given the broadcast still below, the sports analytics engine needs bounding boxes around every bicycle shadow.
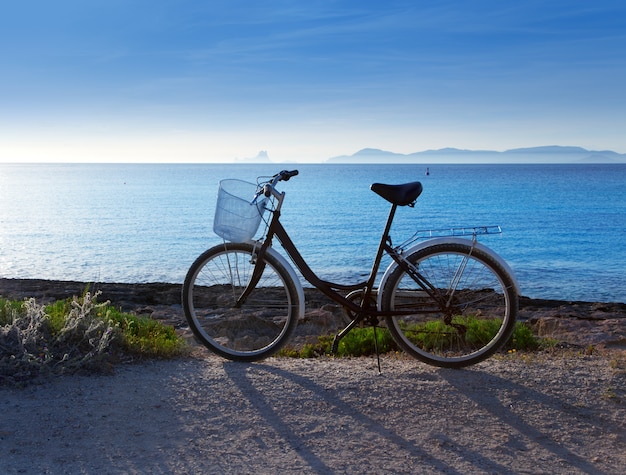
[223,362,519,474]
[438,368,621,475]
[223,360,623,474]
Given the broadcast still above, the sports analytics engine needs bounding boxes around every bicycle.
[182,170,519,368]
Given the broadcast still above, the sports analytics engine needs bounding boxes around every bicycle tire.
[182,242,300,362]
[381,242,518,368]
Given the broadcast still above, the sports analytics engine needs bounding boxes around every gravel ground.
[1,350,625,474]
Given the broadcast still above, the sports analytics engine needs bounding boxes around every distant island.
[325,146,626,164]
[235,150,272,163]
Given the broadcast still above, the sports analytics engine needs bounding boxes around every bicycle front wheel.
[381,242,518,368]
[182,242,300,362]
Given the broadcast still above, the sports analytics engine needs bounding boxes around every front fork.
[234,240,270,308]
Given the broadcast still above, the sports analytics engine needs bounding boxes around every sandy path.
[1,351,625,474]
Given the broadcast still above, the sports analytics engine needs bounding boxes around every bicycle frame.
[238,189,449,330]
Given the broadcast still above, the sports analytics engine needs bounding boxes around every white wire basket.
[213,179,267,242]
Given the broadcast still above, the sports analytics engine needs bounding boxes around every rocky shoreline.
[1,278,625,349]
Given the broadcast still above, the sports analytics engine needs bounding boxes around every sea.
[1,162,625,303]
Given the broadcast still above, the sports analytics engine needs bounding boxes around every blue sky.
[1,0,625,162]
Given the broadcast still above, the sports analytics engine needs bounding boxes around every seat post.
[381,203,398,245]
[363,203,397,292]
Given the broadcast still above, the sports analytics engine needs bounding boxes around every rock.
[519,296,626,348]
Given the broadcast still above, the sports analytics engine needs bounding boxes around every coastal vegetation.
[0,288,578,385]
[278,320,546,358]
[0,292,187,385]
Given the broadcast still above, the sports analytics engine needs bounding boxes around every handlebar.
[275,169,299,182]
[262,170,299,197]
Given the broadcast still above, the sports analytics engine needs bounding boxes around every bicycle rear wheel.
[182,242,300,362]
[381,242,518,368]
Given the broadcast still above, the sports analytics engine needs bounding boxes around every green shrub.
[334,326,398,357]
[1,293,119,384]
[41,297,184,359]
[98,306,183,358]
[279,326,399,358]
[0,292,186,385]
[507,322,540,351]
[44,299,73,334]
[0,298,25,326]
[280,318,543,358]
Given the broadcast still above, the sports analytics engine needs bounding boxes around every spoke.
[445,252,471,307]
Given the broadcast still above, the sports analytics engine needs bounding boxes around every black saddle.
[370,181,423,206]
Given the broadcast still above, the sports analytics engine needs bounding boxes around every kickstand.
[373,325,382,374]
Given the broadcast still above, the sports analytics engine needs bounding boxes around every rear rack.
[399,225,502,249]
